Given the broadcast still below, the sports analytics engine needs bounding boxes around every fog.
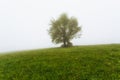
[0,0,120,52]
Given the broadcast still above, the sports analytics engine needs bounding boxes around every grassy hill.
[0,44,120,80]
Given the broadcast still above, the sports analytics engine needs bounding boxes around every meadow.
[0,44,120,80]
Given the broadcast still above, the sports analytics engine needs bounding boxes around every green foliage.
[49,13,81,47]
[0,44,120,80]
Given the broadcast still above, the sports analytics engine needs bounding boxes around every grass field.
[0,44,120,80]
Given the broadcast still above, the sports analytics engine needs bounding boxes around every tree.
[49,13,81,47]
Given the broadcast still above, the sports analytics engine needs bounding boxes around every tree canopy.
[49,13,81,47]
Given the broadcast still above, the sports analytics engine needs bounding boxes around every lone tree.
[49,13,81,47]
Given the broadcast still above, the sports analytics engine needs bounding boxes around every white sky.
[0,0,120,52]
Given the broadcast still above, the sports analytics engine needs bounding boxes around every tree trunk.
[63,27,67,47]
[63,39,67,47]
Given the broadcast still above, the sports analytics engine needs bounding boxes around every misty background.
[0,0,120,52]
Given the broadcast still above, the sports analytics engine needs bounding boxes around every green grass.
[0,44,120,80]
